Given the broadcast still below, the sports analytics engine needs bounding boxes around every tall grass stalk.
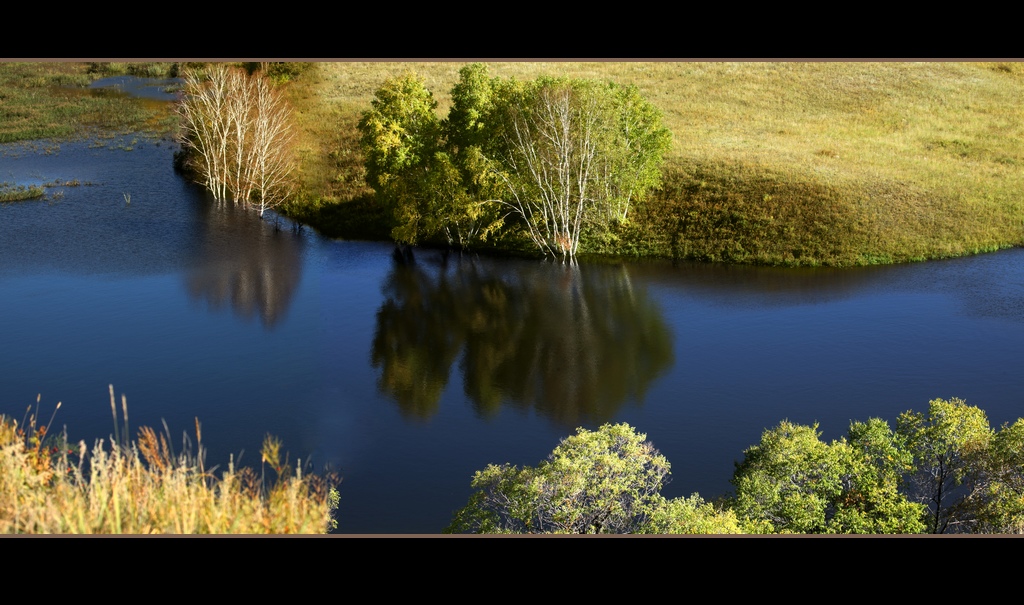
[0,389,339,534]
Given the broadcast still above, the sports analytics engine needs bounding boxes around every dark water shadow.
[371,253,674,426]
[628,248,1024,322]
[184,199,304,329]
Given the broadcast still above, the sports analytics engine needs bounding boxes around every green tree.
[599,82,673,224]
[358,70,503,248]
[639,493,744,534]
[420,150,503,248]
[444,423,739,534]
[834,418,926,534]
[445,62,496,157]
[483,75,671,259]
[730,419,925,534]
[730,421,844,533]
[896,397,993,533]
[956,418,1024,533]
[357,73,441,245]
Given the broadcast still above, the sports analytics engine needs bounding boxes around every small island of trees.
[356,63,672,260]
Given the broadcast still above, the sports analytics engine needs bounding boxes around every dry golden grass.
[0,391,339,534]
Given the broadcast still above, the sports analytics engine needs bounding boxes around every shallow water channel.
[3,136,1024,533]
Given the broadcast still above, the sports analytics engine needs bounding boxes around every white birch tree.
[493,80,605,259]
[225,68,256,205]
[176,64,295,217]
[178,65,234,202]
[248,74,295,217]
[484,75,671,260]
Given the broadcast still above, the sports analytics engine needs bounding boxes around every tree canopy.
[445,399,1024,534]
[729,419,925,534]
[968,418,1024,533]
[896,397,993,533]
[444,423,741,534]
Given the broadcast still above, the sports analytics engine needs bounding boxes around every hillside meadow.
[283,61,1024,266]
[3,61,1024,266]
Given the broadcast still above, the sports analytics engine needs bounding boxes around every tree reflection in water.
[372,253,674,426]
[184,201,303,328]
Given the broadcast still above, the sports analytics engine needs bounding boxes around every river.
[3,134,1024,533]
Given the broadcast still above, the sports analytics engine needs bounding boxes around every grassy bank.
[283,61,1024,266]
[0,62,178,143]
[0,391,339,534]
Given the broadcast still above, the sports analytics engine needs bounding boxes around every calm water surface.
[3,137,1024,533]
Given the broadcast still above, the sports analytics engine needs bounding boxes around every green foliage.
[445,423,736,534]
[446,423,667,534]
[356,64,670,256]
[419,150,504,247]
[599,81,674,223]
[897,397,993,533]
[730,419,925,534]
[968,419,1024,533]
[243,62,316,84]
[357,68,509,248]
[358,73,440,193]
[481,73,672,257]
[357,73,442,244]
[638,493,743,534]
[730,421,842,533]
[835,418,926,534]
[445,62,495,155]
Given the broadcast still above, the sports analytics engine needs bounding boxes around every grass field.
[282,61,1024,266]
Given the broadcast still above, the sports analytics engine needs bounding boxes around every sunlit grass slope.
[285,61,1024,266]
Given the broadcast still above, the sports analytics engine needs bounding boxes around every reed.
[0,183,45,203]
[0,388,339,534]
